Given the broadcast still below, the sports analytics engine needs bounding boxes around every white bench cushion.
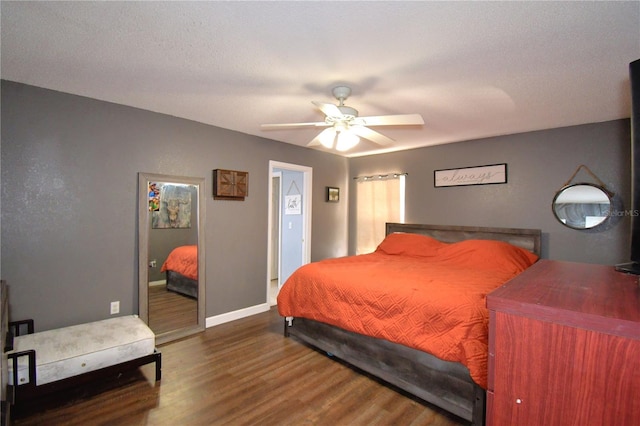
[8,315,155,386]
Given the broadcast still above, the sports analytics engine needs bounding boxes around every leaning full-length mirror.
[138,173,206,344]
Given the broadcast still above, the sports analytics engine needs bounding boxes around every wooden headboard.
[386,223,542,256]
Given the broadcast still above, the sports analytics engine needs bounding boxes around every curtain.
[356,174,405,254]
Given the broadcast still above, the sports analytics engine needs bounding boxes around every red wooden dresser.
[486,259,640,425]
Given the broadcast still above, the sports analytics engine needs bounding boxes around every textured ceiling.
[2,1,639,157]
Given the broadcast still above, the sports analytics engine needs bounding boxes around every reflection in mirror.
[139,173,205,344]
[552,183,612,230]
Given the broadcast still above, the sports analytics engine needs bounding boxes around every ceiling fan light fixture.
[336,131,360,151]
[261,85,422,152]
[319,128,337,149]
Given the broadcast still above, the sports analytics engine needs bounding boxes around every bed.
[161,245,198,298]
[277,223,541,425]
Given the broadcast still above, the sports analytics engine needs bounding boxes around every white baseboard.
[205,303,270,328]
[149,280,166,287]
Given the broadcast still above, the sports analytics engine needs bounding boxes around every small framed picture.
[326,187,339,203]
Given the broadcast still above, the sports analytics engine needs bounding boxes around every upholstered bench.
[6,315,161,407]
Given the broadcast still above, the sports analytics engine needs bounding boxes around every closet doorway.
[267,161,312,306]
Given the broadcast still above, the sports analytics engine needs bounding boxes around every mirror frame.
[552,182,613,230]
[138,172,206,344]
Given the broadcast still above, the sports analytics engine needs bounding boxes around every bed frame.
[166,270,198,298]
[283,223,541,425]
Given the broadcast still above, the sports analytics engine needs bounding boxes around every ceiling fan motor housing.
[337,105,358,119]
[331,86,357,119]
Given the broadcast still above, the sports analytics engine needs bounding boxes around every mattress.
[8,315,155,386]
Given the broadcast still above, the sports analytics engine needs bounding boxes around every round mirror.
[552,183,612,230]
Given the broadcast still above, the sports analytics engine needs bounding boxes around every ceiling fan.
[261,86,424,151]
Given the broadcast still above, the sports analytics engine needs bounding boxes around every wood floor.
[11,307,467,426]
[148,285,197,334]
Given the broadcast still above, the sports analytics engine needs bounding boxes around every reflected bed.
[161,245,198,298]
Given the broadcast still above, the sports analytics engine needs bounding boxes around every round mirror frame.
[552,183,613,230]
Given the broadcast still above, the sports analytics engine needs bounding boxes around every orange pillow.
[376,232,444,257]
[438,239,538,274]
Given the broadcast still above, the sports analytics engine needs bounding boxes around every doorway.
[267,161,312,306]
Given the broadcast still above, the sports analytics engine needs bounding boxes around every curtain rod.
[352,172,408,181]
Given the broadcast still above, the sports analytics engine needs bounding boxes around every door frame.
[267,161,312,304]
[270,172,282,283]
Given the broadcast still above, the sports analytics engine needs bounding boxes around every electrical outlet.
[110,301,120,315]
[149,259,157,268]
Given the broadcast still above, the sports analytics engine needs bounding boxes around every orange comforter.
[160,245,198,280]
[277,233,538,389]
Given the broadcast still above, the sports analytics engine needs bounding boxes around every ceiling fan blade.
[350,126,395,146]
[355,113,424,126]
[261,122,329,129]
[308,128,336,147]
[312,101,343,118]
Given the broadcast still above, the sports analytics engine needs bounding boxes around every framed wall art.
[149,181,193,228]
[326,187,340,202]
[434,163,507,187]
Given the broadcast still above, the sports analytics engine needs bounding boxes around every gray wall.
[2,80,631,332]
[1,81,349,331]
[348,119,631,265]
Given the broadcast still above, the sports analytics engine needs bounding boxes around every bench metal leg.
[154,349,162,381]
